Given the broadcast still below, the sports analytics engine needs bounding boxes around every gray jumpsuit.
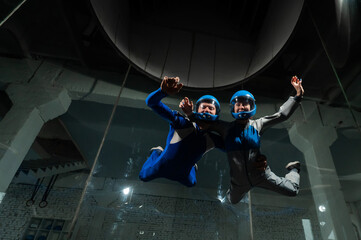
[214,96,301,204]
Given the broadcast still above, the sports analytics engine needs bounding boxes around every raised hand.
[161,76,183,95]
[291,75,304,97]
[179,97,194,116]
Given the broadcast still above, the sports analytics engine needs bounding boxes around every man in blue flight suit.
[139,76,225,187]
[183,76,304,203]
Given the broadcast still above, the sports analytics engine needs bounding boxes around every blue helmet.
[193,95,220,121]
[230,90,256,119]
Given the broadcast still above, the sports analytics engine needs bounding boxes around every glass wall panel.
[63,91,252,239]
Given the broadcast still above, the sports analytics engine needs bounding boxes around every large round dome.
[90,0,304,88]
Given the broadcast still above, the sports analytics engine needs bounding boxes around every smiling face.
[230,91,256,120]
[197,102,217,115]
[233,100,251,113]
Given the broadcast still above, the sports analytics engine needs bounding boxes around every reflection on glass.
[302,219,314,240]
[318,205,326,212]
[0,192,5,204]
[122,187,130,195]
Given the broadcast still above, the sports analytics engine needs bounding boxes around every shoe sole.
[150,146,164,152]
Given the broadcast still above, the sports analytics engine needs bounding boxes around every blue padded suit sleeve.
[146,88,188,128]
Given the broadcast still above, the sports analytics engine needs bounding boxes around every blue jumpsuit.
[213,96,301,204]
[139,88,223,187]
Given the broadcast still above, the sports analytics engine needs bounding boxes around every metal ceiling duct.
[90,0,304,88]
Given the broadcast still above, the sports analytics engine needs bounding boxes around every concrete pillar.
[288,101,356,240]
[0,62,71,193]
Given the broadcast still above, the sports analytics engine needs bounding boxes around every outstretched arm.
[146,76,186,125]
[259,75,304,132]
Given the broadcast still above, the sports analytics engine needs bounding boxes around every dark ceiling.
[1,0,360,110]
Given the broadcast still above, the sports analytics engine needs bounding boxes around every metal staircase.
[14,156,88,180]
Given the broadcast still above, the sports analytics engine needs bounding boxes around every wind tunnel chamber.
[90,0,304,88]
[2,0,361,239]
[70,0,359,240]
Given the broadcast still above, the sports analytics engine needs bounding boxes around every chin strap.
[193,112,218,121]
[232,112,249,119]
[232,108,256,120]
